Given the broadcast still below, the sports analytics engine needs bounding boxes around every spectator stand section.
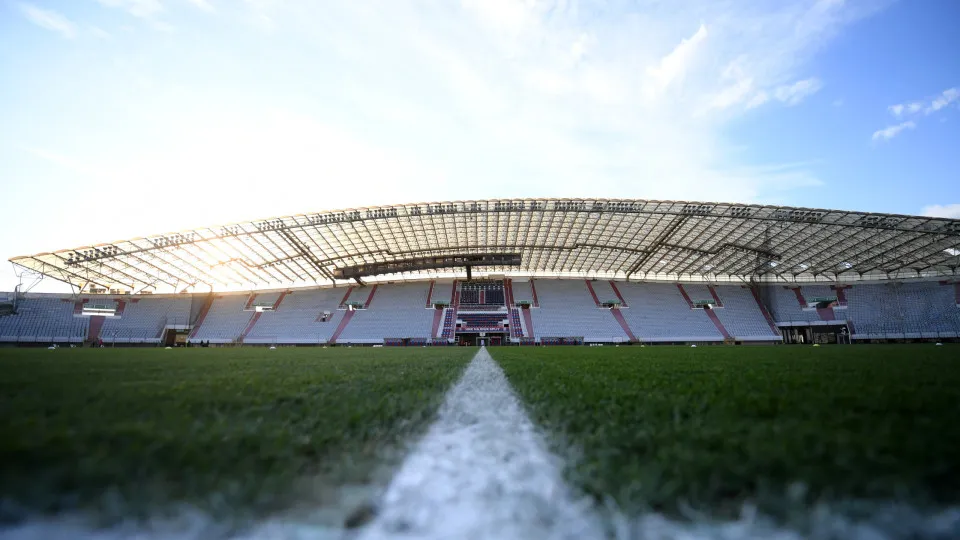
[453,279,510,346]
[0,295,89,345]
[3,277,958,348]
[531,280,629,345]
[338,282,432,346]
[845,280,960,342]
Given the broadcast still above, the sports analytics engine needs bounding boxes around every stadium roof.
[10,198,960,293]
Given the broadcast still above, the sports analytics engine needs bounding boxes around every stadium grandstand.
[3,198,960,347]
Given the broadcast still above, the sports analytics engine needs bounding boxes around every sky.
[0,0,958,292]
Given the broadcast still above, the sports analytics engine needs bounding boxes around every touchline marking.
[356,347,606,540]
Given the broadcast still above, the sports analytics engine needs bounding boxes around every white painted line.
[356,347,606,540]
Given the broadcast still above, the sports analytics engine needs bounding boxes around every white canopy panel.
[10,199,960,293]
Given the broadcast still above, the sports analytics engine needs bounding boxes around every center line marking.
[358,347,604,540]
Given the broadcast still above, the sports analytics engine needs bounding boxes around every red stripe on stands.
[707,285,724,308]
[610,309,637,342]
[792,287,834,320]
[704,309,730,339]
[431,308,443,338]
[530,279,540,307]
[425,280,435,308]
[791,287,807,306]
[87,315,106,342]
[189,295,215,339]
[244,293,257,310]
[451,280,460,308]
[338,286,354,308]
[239,312,261,342]
[748,286,780,335]
[522,308,535,339]
[831,285,850,306]
[676,284,695,308]
[609,281,629,307]
[585,280,601,307]
[364,285,378,308]
[330,310,355,344]
[272,291,289,310]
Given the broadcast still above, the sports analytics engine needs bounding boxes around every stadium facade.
[3,198,960,346]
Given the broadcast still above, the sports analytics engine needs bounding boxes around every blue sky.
[0,0,958,292]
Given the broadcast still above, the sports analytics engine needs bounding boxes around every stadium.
[4,198,960,346]
[1,198,959,539]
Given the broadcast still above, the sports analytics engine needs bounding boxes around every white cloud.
[95,0,163,18]
[710,77,755,110]
[889,101,921,116]
[151,20,177,32]
[747,91,770,109]
[241,0,278,33]
[570,33,588,63]
[878,87,957,140]
[887,88,957,117]
[253,0,866,201]
[185,0,214,13]
[645,24,708,97]
[89,26,112,39]
[462,0,536,38]
[708,58,756,110]
[927,87,959,114]
[921,204,960,219]
[18,3,76,38]
[871,121,915,141]
[773,78,823,106]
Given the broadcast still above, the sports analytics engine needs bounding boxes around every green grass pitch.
[1,344,958,526]
[494,345,960,520]
[0,347,474,523]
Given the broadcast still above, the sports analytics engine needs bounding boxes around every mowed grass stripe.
[0,347,473,524]
[492,345,960,521]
